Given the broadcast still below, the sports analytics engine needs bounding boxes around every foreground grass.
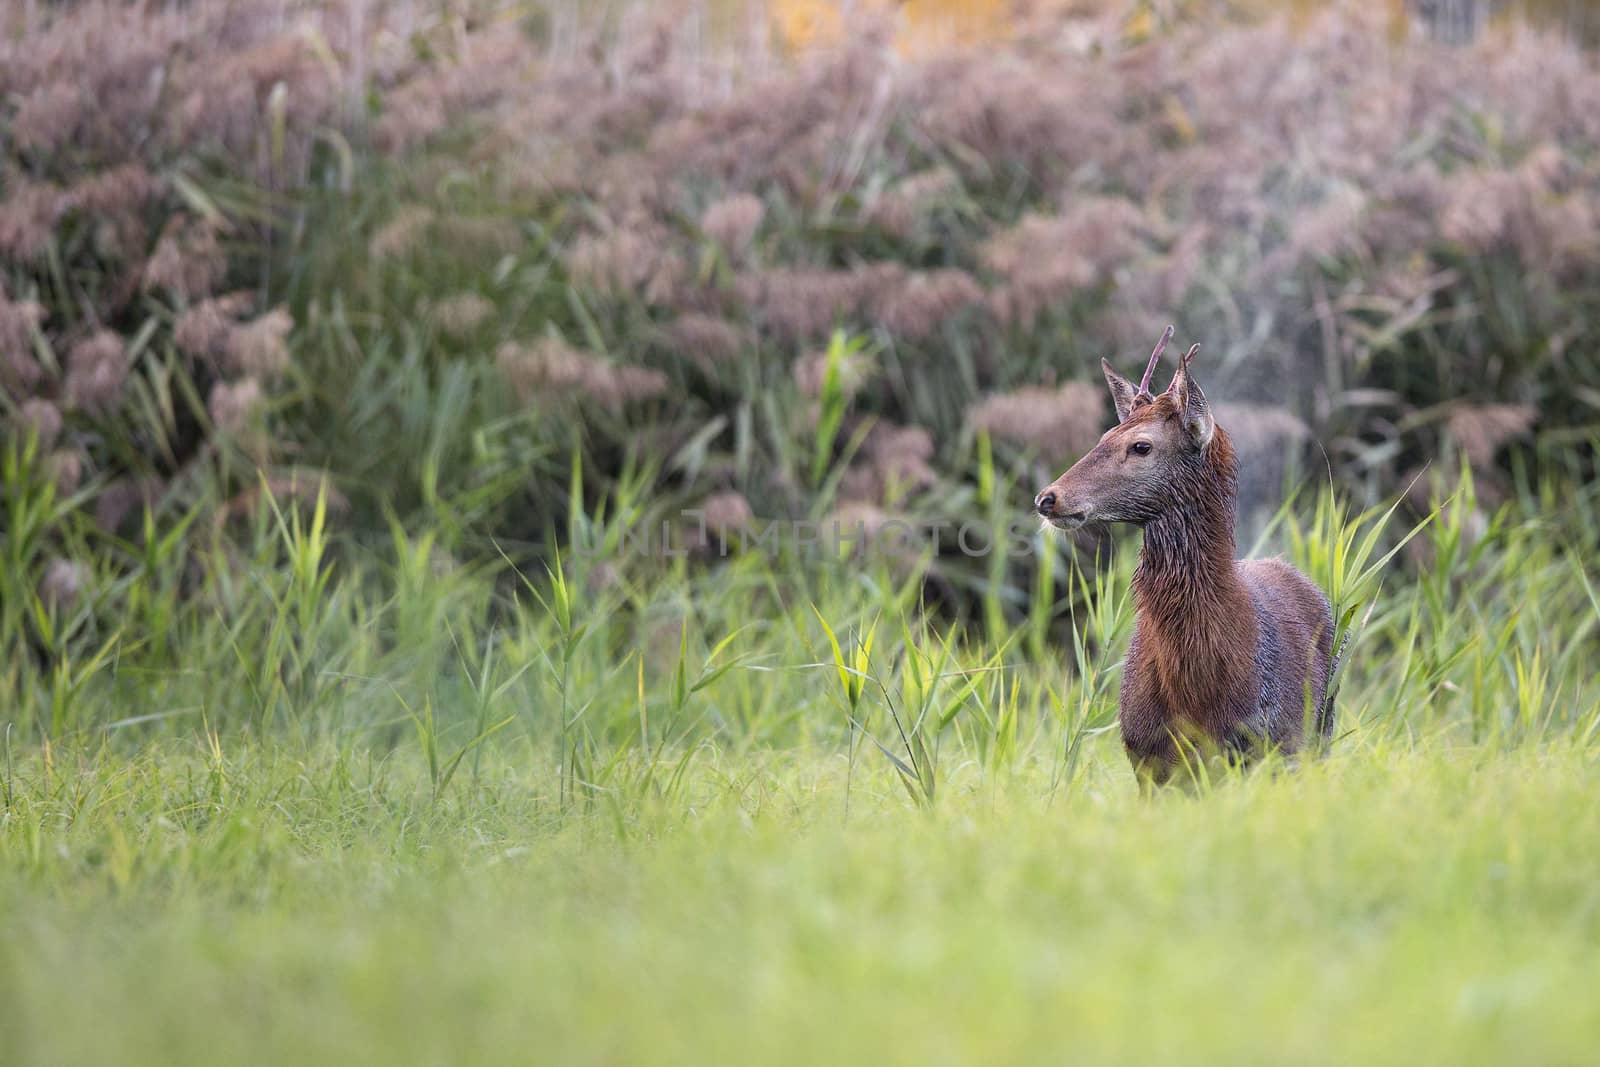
[3,739,1598,1066]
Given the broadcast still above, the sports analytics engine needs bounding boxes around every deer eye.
[1129,441,1152,456]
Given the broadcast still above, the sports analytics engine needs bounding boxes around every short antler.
[1138,325,1175,397]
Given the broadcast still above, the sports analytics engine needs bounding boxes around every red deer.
[1034,326,1335,787]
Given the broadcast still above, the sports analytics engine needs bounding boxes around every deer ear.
[1168,348,1214,450]
[1102,359,1139,424]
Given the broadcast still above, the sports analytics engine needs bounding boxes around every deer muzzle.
[1034,487,1089,530]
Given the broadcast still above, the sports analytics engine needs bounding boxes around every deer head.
[1034,326,1217,531]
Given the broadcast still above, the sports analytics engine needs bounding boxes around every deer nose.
[1034,490,1057,515]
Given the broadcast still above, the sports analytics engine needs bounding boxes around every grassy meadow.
[6,746,1600,1065]
[5,467,1600,1065]
[4,0,1600,1063]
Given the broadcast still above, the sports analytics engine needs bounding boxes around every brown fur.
[1035,349,1334,787]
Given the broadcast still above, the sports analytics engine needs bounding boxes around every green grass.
[4,462,1600,1064]
[3,742,1599,1066]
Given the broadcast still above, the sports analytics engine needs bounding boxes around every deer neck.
[1131,446,1253,709]
[1136,495,1241,606]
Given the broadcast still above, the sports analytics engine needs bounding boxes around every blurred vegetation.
[4,5,1600,1061]
[0,0,1596,734]
[773,1,1600,50]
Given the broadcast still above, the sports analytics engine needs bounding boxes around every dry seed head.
[566,227,653,293]
[2,348,46,399]
[828,500,894,543]
[432,292,495,338]
[436,217,523,261]
[174,293,253,365]
[868,166,960,238]
[874,269,984,342]
[225,308,294,382]
[1277,185,1369,270]
[143,217,226,298]
[496,337,669,412]
[967,381,1105,461]
[209,377,265,437]
[918,49,1127,183]
[11,83,83,155]
[369,207,435,262]
[664,313,753,369]
[744,263,904,343]
[0,181,59,264]
[93,477,163,533]
[63,330,130,415]
[699,194,765,257]
[980,200,1144,326]
[17,398,63,449]
[1447,403,1536,467]
[0,285,47,396]
[372,23,531,153]
[841,422,939,502]
[792,347,870,401]
[47,448,85,494]
[60,163,162,219]
[825,501,922,569]
[585,562,622,596]
[0,284,46,349]
[702,490,754,534]
[688,490,755,551]
[1439,170,1523,252]
[1212,404,1311,452]
[38,558,90,611]
[1538,195,1600,278]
